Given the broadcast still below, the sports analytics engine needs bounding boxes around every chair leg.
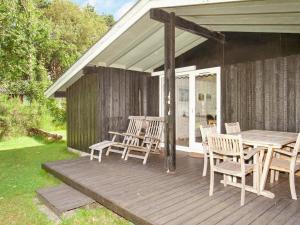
[241,175,246,206]
[233,157,237,183]
[202,154,208,177]
[209,169,214,196]
[106,147,111,156]
[90,149,94,160]
[275,171,280,181]
[223,174,227,187]
[270,170,275,183]
[125,149,130,161]
[143,151,150,165]
[121,147,127,159]
[98,149,102,162]
[289,172,297,200]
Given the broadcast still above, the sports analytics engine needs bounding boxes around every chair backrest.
[294,134,300,155]
[142,117,164,148]
[123,116,145,144]
[200,124,217,145]
[290,133,300,170]
[207,133,246,173]
[225,122,241,134]
[207,134,244,158]
[126,116,145,136]
[293,133,300,159]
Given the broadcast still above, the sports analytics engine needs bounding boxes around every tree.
[0,0,51,101]
[43,0,113,81]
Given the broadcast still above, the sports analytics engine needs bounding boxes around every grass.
[0,132,131,225]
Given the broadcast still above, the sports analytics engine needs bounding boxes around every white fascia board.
[45,0,243,98]
[151,66,197,76]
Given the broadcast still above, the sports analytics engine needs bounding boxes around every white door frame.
[189,67,221,153]
[155,66,221,153]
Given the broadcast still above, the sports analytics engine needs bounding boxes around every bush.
[0,95,66,140]
[0,95,41,139]
[46,98,66,128]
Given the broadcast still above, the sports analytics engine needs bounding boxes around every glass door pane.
[175,75,189,147]
[159,75,190,147]
[195,74,217,143]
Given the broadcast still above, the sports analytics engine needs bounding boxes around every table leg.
[260,146,273,192]
[253,153,260,194]
[252,145,258,189]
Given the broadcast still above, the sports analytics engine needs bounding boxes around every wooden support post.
[164,12,176,172]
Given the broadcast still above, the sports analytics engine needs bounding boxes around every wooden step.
[36,184,96,217]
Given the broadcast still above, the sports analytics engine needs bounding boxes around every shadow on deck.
[42,152,300,225]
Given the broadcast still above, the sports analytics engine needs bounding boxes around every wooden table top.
[238,130,298,148]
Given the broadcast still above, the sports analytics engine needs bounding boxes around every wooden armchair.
[207,134,260,206]
[106,116,146,158]
[125,117,164,165]
[269,133,300,200]
[225,122,241,134]
[200,124,220,176]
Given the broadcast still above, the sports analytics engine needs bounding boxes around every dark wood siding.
[172,32,300,133]
[66,67,159,152]
[221,55,300,133]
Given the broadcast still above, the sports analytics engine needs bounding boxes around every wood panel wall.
[171,32,300,133]
[66,67,159,152]
[221,54,300,133]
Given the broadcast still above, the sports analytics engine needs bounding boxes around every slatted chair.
[207,134,260,206]
[225,122,241,134]
[90,116,145,162]
[125,117,164,165]
[200,124,222,176]
[106,116,146,158]
[269,133,300,200]
[225,121,252,151]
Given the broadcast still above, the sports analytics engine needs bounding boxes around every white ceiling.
[46,0,300,97]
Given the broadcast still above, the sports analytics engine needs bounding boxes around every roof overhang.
[45,0,300,97]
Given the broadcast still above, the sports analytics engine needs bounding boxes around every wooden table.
[239,130,298,198]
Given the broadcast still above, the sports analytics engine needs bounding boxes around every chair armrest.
[273,149,294,157]
[108,131,123,136]
[144,136,161,141]
[286,142,295,148]
[244,147,264,160]
[122,133,145,139]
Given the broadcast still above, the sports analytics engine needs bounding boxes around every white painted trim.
[45,0,244,97]
[151,66,196,76]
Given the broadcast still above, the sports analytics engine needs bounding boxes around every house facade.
[45,0,300,154]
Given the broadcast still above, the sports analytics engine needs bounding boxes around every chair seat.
[214,161,254,176]
[128,145,147,152]
[270,158,300,172]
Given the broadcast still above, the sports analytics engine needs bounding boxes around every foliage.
[0,95,65,139]
[0,135,131,225]
[0,95,40,139]
[46,98,66,127]
[0,0,52,101]
[43,0,113,81]
[0,0,114,135]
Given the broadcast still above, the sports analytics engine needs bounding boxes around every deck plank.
[42,152,300,225]
[36,184,95,216]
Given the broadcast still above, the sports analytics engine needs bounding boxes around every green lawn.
[0,132,131,225]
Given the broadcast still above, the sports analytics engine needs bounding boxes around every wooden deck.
[43,152,300,225]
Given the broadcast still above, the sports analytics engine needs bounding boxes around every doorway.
[158,66,221,153]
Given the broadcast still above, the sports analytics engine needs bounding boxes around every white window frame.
[156,66,221,153]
